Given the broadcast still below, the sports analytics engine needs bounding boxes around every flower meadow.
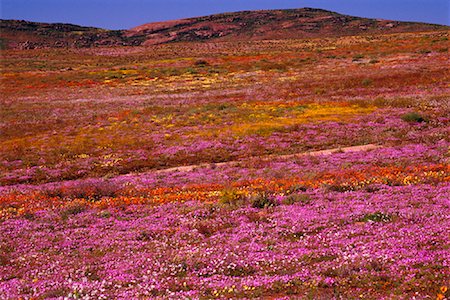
[1,30,449,299]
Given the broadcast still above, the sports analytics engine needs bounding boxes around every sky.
[1,0,449,29]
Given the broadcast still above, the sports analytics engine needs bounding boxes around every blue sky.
[1,0,449,29]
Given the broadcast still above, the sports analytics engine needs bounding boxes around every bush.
[361,78,373,86]
[401,112,427,123]
[287,184,308,193]
[192,219,232,237]
[352,54,364,61]
[224,264,256,277]
[324,183,354,192]
[282,193,311,205]
[418,49,431,54]
[193,59,209,67]
[364,185,382,193]
[60,200,87,219]
[251,192,277,209]
[98,210,111,218]
[219,188,247,206]
[359,212,393,223]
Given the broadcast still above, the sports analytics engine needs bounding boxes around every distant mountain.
[1,8,447,49]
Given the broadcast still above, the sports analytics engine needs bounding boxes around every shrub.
[224,264,256,277]
[98,210,111,218]
[136,231,156,241]
[192,219,232,237]
[314,88,326,95]
[361,79,373,86]
[364,185,382,193]
[401,112,427,123]
[217,104,230,111]
[359,212,393,223]
[219,188,247,206]
[324,183,354,192]
[287,184,308,193]
[251,192,277,209]
[185,67,198,74]
[60,200,87,219]
[22,211,35,220]
[282,193,311,205]
[193,59,209,67]
[39,288,71,299]
[0,254,9,266]
[352,54,364,61]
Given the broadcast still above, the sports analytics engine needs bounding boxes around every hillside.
[1,8,447,49]
[0,20,143,49]
[127,8,447,45]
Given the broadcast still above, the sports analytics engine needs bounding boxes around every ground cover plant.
[0,29,449,299]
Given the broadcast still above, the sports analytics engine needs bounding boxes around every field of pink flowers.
[1,30,449,299]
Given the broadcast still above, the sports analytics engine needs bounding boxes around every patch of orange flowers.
[0,162,448,220]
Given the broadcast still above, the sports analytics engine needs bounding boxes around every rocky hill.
[0,20,143,49]
[1,8,447,49]
[127,8,447,45]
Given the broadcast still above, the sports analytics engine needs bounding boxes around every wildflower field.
[1,30,449,299]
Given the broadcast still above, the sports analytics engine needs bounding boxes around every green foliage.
[401,112,427,123]
[224,264,256,277]
[370,97,417,108]
[60,200,87,219]
[324,183,354,192]
[98,210,111,218]
[258,61,288,72]
[251,192,277,209]
[288,184,308,193]
[361,78,373,86]
[193,59,209,66]
[0,38,6,50]
[282,193,311,205]
[185,67,198,74]
[359,212,393,223]
[314,88,326,95]
[352,54,364,61]
[219,188,247,206]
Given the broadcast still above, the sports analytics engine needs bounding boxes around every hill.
[127,8,447,45]
[1,8,447,49]
[0,19,143,49]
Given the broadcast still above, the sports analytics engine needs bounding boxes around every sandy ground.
[156,144,381,174]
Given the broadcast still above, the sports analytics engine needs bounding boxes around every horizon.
[1,0,449,30]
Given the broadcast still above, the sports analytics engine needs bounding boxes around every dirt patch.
[156,144,381,174]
